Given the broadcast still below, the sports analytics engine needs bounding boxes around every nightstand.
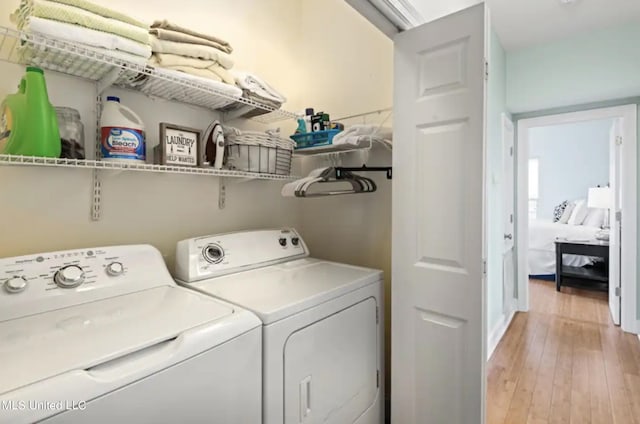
[554,239,609,292]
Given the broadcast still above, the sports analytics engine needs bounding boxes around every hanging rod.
[335,166,392,180]
[333,107,392,121]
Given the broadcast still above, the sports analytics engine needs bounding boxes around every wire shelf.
[0,26,297,121]
[0,155,297,180]
[293,141,374,157]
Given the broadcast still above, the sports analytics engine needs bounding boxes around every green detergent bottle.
[0,67,61,157]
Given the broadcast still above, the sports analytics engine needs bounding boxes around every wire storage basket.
[225,130,295,176]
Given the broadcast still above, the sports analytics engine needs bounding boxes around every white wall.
[507,22,640,114]
[0,0,308,268]
[529,119,612,220]
[296,0,393,411]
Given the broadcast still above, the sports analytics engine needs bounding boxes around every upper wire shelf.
[293,141,374,157]
[0,26,297,122]
[0,155,297,181]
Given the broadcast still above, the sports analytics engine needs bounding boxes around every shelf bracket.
[218,177,226,210]
[97,67,126,94]
[91,169,102,221]
[222,104,256,122]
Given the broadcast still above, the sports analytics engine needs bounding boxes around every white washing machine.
[174,228,384,424]
[0,244,262,424]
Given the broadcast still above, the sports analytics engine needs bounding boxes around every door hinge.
[483,260,487,275]
[376,306,379,324]
[616,136,623,145]
[484,60,489,81]
[510,214,514,224]
[376,370,380,388]
[615,286,621,297]
[616,211,622,222]
[510,146,513,157]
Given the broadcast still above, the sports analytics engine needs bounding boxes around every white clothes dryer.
[0,245,262,424]
[175,228,384,424]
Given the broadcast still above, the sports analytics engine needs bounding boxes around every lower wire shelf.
[0,155,297,181]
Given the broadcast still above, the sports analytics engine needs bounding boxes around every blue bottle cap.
[106,96,120,102]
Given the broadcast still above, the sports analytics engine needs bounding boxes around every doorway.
[515,105,638,333]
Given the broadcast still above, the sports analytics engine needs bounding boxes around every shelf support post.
[218,177,226,210]
[91,83,105,221]
[91,169,102,221]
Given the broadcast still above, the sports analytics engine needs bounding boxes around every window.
[528,158,539,220]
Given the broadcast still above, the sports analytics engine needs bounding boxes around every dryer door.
[284,297,379,424]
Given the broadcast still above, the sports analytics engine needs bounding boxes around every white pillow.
[558,201,576,224]
[567,199,588,225]
[583,208,605,228]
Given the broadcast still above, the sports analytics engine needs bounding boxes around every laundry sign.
[156,123,202,167]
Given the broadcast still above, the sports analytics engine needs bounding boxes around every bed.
[528,219,602,276]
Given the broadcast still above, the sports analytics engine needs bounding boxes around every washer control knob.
[291,237,300,246]
[203,244,224,264]
[54,265,85,288]
[4,276,28,293]
[106,262,124,276]
[279,237,287,247]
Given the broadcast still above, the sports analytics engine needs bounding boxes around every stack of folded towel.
[11,0,151,63]
[332,125,393,148]
[232,71,286,110]
[148,20,235,85]
[222,70,287,117]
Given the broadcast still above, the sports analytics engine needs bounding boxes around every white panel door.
[392,4,487,424]
[502,114,516,313]
[609,119,622,325]
[502,114,515,253]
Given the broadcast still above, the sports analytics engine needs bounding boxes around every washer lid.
[0,286,249,395]
[190,258,382,324]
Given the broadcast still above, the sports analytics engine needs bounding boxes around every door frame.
[515,104,638,333]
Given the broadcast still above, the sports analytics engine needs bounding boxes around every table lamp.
[587,186,611,240]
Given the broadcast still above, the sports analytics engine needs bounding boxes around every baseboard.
[487,309,516,360]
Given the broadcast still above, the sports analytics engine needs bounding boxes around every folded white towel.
[151,53,234,84]
[27,16,151,58]
[232,70,286,104]
[332,125,392,147]
[14,0,150,44]
[150,36,234,69]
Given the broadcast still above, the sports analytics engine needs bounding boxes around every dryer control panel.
[0,245,173,322]
[175,228,309,283]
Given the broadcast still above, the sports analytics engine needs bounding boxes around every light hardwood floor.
[487,279,640,424]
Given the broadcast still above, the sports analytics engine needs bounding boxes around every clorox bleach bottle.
[100,96,145,162]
